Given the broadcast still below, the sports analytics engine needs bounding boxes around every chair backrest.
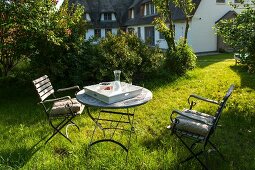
[33,75,55,102]
[210,84,234,135]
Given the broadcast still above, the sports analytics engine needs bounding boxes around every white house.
[70,0,250,53]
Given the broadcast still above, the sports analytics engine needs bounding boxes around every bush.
[216,3,255,72]
[165,39,197,75]
[97,32,164,82]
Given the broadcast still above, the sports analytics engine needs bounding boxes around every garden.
[1,53,255,169]
[1,0,255,169]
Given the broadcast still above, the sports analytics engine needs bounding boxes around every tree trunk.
[184,17,190,45]
[166,0,176,51]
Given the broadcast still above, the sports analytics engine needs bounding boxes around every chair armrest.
[57,86,80,92]
[170,109,212,126]
[188,94,219,105]
[41,96,71,104]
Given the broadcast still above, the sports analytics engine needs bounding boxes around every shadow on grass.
[230,65,255,90]
[140,106,255,169]
[0,136,46,169]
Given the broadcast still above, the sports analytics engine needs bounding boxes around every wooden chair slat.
[38,86,54,98]
[40,89,54,101]
[36,82,52,93]
[34,78,51,89]
[33,75,48,84]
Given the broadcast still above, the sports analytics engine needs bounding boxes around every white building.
[70,0,249,53]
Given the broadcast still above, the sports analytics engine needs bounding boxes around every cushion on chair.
[51,98,82,115]
[173,109,215,137]
[182,109,215,125]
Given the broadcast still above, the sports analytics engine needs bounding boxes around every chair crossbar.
[94,118,131,124]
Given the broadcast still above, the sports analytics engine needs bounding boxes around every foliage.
[152,0,195,49]
[165,38,197,75]
[97,32,164,82]
[0,0,87,83]
[0,1,30,76]
[216,1,255,70]
[173,0,195,44]
[152,0,196,74]
[25,0,87,83]
[153,0,176,51]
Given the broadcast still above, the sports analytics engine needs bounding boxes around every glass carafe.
[113,70,121,92]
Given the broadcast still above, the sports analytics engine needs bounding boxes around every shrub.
[97,32,164,82]
[164,39,197,75]
[216,2,255,72]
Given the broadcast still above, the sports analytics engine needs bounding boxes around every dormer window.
[128,8,134,19]
[104,13,112,20]
[144,2,156,16]
[101,13,116,21]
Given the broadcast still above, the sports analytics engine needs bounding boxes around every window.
[137,27,141,38]
[94,29,101,38]
[234,0,241,3]
[104,13,112,21]
[85,13,91,21]
[128,28,135,33]
[151,4,155,15]
[105,29,112,34]
[128,8,134,19]
[159,32,164,39]
[216,0,225,3]
[145,2,156,16]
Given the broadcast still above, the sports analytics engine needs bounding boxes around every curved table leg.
[86,106,135,155]
[90,139,128,152]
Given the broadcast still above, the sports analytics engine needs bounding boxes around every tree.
[0,0,87,79]
[0,1,29,76]
[152,0,195,49]
[216,1,255,68]
[173,0,195,44]
[152,0,197,75]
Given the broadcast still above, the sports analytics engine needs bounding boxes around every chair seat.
[51,98,82,115]
[173,109,215,137]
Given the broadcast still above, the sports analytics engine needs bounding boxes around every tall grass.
[0,53,255,169]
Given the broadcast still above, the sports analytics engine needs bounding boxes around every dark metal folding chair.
[33,75,84,144]
[169,84,234,169]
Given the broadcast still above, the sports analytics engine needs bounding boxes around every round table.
[76,87,152,155]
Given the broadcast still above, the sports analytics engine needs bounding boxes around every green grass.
[1,53,255,169]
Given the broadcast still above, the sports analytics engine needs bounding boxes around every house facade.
[70,0,249,53]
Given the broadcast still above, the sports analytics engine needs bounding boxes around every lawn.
[0,53,255,169]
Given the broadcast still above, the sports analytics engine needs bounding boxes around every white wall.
[187,0,244,52]
[127,0,247,53]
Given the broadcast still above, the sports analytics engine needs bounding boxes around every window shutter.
[140,4,144,16]
[128,10,131,19]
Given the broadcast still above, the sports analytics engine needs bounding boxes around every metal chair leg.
[208,140,225,161]
[176,134,208,170]
[45,116,76,144]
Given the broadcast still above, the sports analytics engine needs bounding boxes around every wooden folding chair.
[33,75,84,144]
